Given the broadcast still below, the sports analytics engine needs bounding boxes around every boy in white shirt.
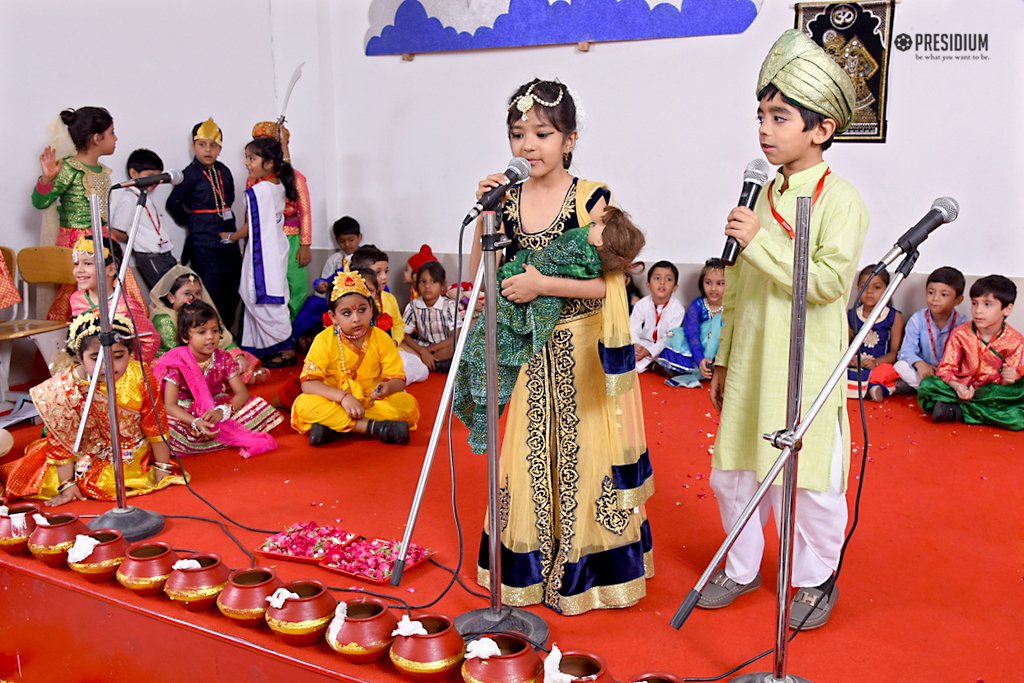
[110,149,177,289]
[630,260,685,372]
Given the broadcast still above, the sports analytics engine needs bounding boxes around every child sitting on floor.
[402,261,457,373]
[659,258,727,388]
[403,244,438,302]
[0,310,185,506]
[71,236,159,363]
[155,301,282,457]
[847,265,904,399]
[892,266,966,394]
[351,245,429,385]
[150,265,265,384]
[321,216,362,279]
[630,260,685,374]
[918,275,1024,428]
[291,268,420,446]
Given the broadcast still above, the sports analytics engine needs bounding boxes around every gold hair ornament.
[67,310,135,356]
[509,82,564,122]
[330,267,371,303]
[72,236,109,261]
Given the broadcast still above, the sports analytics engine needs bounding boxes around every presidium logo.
[894,31,990,61]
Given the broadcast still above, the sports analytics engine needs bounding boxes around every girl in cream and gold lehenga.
[468,79,654,616]
[0,311,186,507]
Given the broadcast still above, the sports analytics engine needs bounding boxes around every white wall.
[1,0,278,259]
[1,0,1021,280]
[309,0,1023,278]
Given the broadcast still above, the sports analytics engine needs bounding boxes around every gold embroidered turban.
[757,29,856,133]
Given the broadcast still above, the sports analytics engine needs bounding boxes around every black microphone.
[111,169,184,190]
[462,158,531,226]
[721,159,771,266]
[878,197,960,268]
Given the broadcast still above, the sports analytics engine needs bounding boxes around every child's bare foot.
[867,386,884,402]
[45,483,84,507]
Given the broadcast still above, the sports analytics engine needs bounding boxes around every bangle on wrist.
[191,417,202,432]
[216,404,232,421]
[152,461,174,474]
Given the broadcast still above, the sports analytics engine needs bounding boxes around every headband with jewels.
[508,81,565,122]
[67,309,135,356]
[330,267,371,304]
[72,236,110,261]
[194,117,223,144]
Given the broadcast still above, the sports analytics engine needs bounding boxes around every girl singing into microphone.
[467,78,654,616]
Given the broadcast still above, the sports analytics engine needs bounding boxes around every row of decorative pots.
[0,506,680,682]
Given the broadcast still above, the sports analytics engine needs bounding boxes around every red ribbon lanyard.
[925,310,957,362]
[766,167,831,238]
[652,304,664,342]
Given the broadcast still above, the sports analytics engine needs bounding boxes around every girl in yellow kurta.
[290,269,419,446]
[0,311,186,507]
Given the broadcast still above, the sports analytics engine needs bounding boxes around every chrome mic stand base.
[88,505,164,542]
[455,606,549,646]
[732,674,815,683]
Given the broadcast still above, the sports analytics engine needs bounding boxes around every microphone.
[722,159,771,266]
[878,197,960,268]
[111,169,185,190]
[462,158,531,226]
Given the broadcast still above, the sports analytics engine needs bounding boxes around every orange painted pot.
[27,512,89,568]
[626,673,683,683]
[265,580,337,646]
[67,529,127,583]
[389,613,466,682]
[0,502,41,555]
[116,542,180,596]
[164,553,230,612]
[216,567,283,627]
[325,597,398,664]
[461,633,542,683]
[547,650,616,683]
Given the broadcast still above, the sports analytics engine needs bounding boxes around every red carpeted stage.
[0,370,1019,682]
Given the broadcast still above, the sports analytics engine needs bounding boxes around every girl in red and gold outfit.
[0,311,185,506]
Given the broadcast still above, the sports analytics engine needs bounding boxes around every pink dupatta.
[155,347,276,458]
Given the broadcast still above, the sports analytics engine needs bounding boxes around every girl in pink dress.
[155,301,282,457]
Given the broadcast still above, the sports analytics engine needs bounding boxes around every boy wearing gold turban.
[167,118,243,330]
[702,30,870,630]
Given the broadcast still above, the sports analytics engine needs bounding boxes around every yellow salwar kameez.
[290,326,419,434]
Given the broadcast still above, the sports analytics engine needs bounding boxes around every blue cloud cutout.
[366,0,759,56]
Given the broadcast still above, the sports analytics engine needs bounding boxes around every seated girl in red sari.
[0,310,185,506]
[154,301,282,458]
[71,236,159,363]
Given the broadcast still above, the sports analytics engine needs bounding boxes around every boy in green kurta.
[699,30,869,630]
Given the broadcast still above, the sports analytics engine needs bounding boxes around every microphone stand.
[671,197,918,683]
[76,190,164,541]
[391,211,548,646]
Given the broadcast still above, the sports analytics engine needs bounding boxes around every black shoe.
[893,379,914,395]
[367,420,410,445]
[309,423,341,446]
[931,401,963,423]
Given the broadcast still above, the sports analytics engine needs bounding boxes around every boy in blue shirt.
[893,266,966,392]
